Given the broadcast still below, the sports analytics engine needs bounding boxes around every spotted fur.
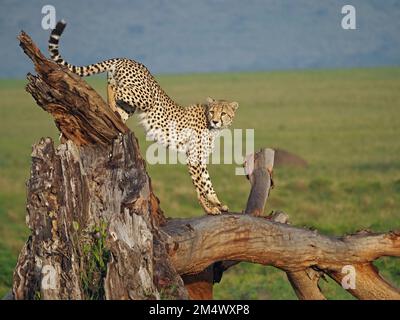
[49,21,239,214]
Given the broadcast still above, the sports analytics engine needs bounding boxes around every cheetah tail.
[48,20,117,77]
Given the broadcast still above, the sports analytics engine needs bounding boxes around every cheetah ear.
[230,101,239,110]
[206,97,215,104]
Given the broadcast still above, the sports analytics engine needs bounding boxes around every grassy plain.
[0,67,399,299]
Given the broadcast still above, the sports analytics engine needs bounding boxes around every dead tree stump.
[13,31,187,300]
[10,31,400,300]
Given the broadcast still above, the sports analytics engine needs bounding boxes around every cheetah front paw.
[220,204,229,212]
[198,196,221,215]
[205,204,229,215]
[205,206,222,215]
[207,196,228,212]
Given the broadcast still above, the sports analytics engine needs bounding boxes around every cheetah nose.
[212,120,219,125]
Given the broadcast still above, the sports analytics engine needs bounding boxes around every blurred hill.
[0,0,399,77]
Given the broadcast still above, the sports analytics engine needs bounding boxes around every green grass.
[0,67,399,299]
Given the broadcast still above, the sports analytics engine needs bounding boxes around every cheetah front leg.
[187,162,229,215]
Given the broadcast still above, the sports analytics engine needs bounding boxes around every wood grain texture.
[164,216,400,274]
[163,215,400,299]
[19,31,128,146]
[12,31,187,300]
[244,148,275,216]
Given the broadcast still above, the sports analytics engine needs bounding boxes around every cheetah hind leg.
[107,83,118,113]
[116,99,136,115]
[107,82,132,123]
[114,88,136,121]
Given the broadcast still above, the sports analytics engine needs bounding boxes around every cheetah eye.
[209,111,214,116]
[221,112,227,116]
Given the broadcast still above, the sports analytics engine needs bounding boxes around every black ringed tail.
[48,20,117,77]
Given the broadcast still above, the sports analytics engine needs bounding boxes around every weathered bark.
[244,148,275,216]
[163,216,400,299]
[286,269,326,300]
[163,217,400,275]
[19,31,128,146]
[182,266,214,300]
[329,263,400,300]
[11,30,400,300]
[13,31,187,300]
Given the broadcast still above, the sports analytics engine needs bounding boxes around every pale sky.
[0,0,399,77]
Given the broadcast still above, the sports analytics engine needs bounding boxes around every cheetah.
[48,21,239,215]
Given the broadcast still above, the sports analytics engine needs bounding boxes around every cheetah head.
[205,97,239,129]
